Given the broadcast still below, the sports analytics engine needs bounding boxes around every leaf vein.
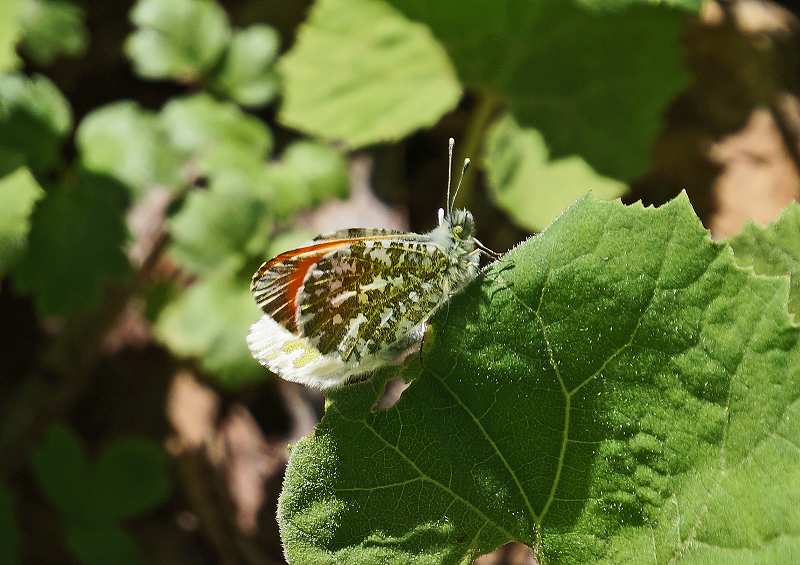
[333,406,517,542]
[428,365,541,525]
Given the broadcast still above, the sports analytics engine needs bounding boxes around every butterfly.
[246,138,498,390]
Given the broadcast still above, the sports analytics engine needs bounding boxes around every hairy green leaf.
[76,101,183,197]
[485,114,627,232]
[19,0,88,65]
[0,73,71,171]
[13,171,130,317]
[160,93,272,171]
[728,202,800,315]
[210,24,280,107]
[0,165,45,274]
[279,0,461,148]
[388,0,696,180]
[279,195,800,563]
[126,0,230,82]
[168,172,272,275]
[0,484,20,565]
[155,271,264,385]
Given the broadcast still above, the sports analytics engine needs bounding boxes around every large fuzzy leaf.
[728,202,800,316]
[279,194,800,563]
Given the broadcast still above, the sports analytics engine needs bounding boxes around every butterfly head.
[447,208,475,241]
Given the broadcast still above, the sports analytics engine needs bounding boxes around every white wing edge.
[247,315,387,390]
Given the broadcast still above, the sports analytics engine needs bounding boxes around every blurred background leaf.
[0,165,44,275]
[12,171,130,316]
[32,426,170,565]
[92,438,171,520]
[484,114,627,231]
[269,140,350,216]
[0,0,22,71]
[160,93,272,168]
[209,24,280,107]
[125,0,230,82]
[66,524,141,565]
[18,0,88,65]
[31,425,91,521]
[76,101,183,198]
[0,73,71,172]
[155,270,264,386]
[0,484,20,565]
[389,0,698,180]
[278,0,462,147]
[168,171,272,275]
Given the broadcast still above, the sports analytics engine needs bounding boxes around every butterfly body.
[247,208,481,389]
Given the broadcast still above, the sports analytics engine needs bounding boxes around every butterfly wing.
[247,232,452,389]
[312,227,408,241]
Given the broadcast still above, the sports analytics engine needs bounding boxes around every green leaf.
[0,165,45,275]
[387,0,696,179]
[0,73,72,172]
[209,24,280,108]
[168,172,271,275]
[160,93,272,172]
[92,438,171,520]
[66,524,141,565]
[125,0,230,82]
[13,171,130,317]
[32,427,169,565]
[155,271,264,385]
[484,114,627,232]
[279,0,461,148]
[0,0,23,71]
[282,141,349,202]
[76,101,183,197]
[19,0,88,65]
[262,141,350,219]
[266,229,315,258]
[279,194,800,563]
[728,202,800,316]
[31,425,91,521]
[0,484,20,565]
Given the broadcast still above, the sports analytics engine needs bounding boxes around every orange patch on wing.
[253,239,355,332]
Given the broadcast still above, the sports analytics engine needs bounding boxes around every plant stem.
[453,93,503,211]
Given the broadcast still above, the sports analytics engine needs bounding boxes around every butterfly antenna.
[446,137,455,218]
[451,158,470,214]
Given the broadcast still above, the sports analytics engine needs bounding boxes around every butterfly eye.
[453,225,463,238]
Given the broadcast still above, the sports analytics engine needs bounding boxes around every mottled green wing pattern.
[299,237,451,361]
[313,227,415,241]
